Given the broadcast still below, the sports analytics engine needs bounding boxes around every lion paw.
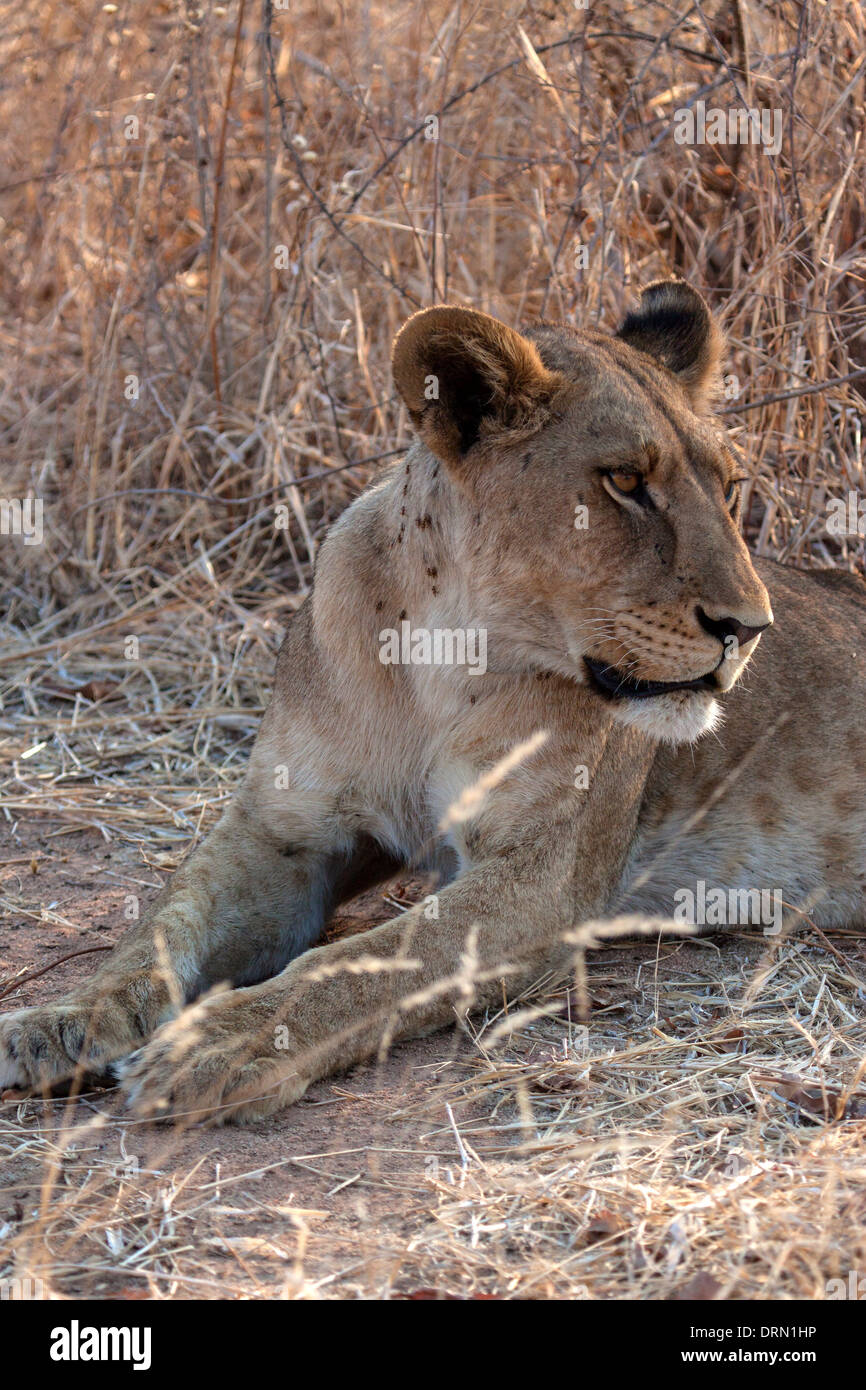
[0,1002,108,1094]
[117,998,311,1125]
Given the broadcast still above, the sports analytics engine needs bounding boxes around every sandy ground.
[0,818,513,1298]
[3,817,866,1301]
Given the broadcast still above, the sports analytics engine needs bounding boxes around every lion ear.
[391,306,563,468]
[616,279,723,411]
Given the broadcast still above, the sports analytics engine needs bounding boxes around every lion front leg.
[119,838,578,1124]
[0,794,383,1095]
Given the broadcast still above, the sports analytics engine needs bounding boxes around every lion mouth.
[584,656,720,701]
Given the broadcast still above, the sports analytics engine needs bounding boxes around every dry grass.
[2,930,866,1299]
[1,0,866,1300]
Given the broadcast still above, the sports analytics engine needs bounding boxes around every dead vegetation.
[1,0,866,1299]
[2,922,866,1299]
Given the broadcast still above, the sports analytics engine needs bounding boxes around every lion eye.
[601,469,654,509]
[725,479,741,508]
[608,471,642,495]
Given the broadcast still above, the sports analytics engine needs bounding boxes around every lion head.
[391,280,772,744]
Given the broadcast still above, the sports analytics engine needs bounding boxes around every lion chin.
[608,689,723,745]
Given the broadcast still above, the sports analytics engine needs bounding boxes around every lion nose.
[696,607,772,649]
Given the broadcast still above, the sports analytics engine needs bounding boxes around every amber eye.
[606,472,647,505]
[606,471,643,496]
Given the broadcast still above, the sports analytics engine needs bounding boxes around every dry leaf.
[752,1071,866,1122]
[584,1209,627,1244]
[672,1272,722,1300]
[45,679,120,702]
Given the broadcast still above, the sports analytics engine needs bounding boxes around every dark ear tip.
[616,278,721,405]
[640,277,709,309]
[622,278,711,335]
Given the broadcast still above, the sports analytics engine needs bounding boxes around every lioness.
[2,281,865,1123]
